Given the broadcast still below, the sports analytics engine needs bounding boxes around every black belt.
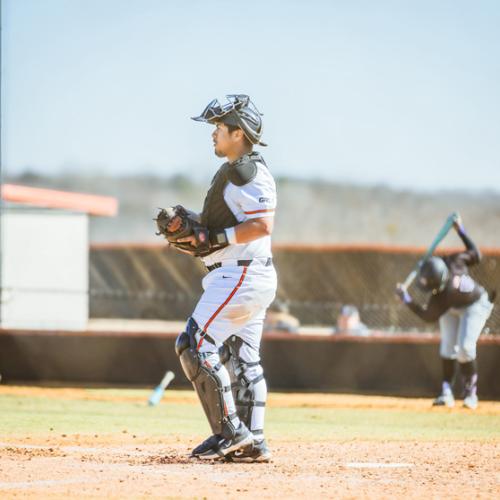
[206,257,272,273]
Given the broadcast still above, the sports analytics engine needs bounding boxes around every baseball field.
[0,385,498,499]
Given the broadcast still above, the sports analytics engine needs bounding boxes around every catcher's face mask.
[192,95,249,124]
[191,94,267,146]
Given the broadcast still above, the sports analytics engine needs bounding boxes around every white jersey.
[201,160,277,267]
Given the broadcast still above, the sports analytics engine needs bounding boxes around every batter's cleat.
[232,439,272,463]
[432,392,455,408]
[197,423,253,460]
[190,434,224,457]
[463,394,478,410]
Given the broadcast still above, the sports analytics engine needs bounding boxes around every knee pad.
[175,317,201,381]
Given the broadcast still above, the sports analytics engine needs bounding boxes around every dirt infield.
[1,386,499,499]
[1,439,498,499]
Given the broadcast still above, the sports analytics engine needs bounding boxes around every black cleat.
[191,434,224,457]
[232,438,272,463]
[197,424,253,460]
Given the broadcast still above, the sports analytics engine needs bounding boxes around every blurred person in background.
[263,299,300,333]
[396,215,495,410]
[335,304,369,336]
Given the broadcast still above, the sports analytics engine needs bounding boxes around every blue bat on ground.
[148,370,175,406]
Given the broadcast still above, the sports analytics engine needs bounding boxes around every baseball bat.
[148,370,175,406]
[401,212,458,289]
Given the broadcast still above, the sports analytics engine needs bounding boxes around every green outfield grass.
[0,388,499,442]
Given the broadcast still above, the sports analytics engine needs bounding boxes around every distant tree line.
[5,170,500,247]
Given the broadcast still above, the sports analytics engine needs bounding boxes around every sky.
[1,0,500,191]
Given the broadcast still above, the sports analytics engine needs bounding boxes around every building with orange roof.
[1,184,118,330]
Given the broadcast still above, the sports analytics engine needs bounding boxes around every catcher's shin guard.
[223,336,266,436]
[175,318,238,439]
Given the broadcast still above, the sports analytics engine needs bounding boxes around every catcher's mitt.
[155,205,211,256]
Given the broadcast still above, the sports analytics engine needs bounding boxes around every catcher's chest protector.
[201,163,238,231]
[200,153,266,231]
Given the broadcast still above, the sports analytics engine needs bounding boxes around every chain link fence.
[90,244,499,333]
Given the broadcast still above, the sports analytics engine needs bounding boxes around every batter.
[396,215,494,409]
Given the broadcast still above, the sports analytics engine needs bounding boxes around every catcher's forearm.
[232,217,274,244]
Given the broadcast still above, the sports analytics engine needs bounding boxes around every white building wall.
[1,209,89,330]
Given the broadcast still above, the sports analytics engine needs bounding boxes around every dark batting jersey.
[408,231,485,322]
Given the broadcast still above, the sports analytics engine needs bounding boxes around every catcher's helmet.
[417,256,449,294]
[192,94,267,146]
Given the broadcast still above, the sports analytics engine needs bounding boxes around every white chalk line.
[346,462,414,468]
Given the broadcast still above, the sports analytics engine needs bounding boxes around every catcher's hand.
[155,205,211,256]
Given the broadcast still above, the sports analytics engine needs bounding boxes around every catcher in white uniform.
[156,95,277,462]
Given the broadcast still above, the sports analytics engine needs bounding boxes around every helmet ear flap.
[437,265,450,293]
[233,111,263,146]
[228,95,267,146]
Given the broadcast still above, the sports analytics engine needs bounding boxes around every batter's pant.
[439,292,493,363]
